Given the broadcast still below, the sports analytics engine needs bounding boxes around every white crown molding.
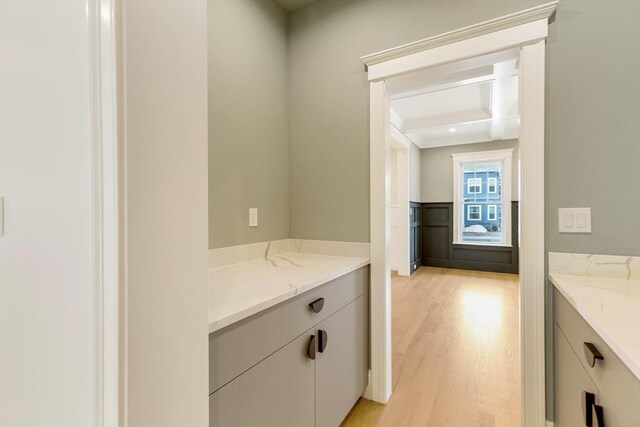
[361,1,558,67]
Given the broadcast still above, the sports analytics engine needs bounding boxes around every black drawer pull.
[307,335,316,360]
[309,298,325,313]
[584,342,604,367]
[318,330,328,353]
[582,391,595,427]
[593,404,605,427]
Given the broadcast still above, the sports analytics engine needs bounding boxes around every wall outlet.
[558,208,591,233]
[249,208,258,227]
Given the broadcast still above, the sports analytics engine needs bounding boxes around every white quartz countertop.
[208,253,369,333]
[550,272,640,380]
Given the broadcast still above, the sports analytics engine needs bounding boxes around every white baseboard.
[546,421,554,427]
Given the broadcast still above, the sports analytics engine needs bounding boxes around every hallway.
[342,267,520,427]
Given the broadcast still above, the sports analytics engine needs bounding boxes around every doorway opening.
[350,50,523,426]
[361,4,555,426]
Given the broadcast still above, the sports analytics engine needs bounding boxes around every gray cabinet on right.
[316,295,368,427]
[553,289,640,427]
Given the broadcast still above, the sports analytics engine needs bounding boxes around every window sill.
[453,241,513,249]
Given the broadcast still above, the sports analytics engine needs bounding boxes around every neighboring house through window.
[452,149,513,245]
[467,177,482,194]
[488,204,497,221]
[488,177,497,193]
[468,205,481,221]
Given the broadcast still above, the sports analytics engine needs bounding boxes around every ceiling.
[389,50,520,149]
[273,0,318,12]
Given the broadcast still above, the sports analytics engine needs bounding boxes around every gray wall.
[208,0,290,248]
[288,0,547,242]
[288,1,640,420]
[288,0,640,255]
[421,139,519,203]
[409,143,422,203]
[546,0,640,256]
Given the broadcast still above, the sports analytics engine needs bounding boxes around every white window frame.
[467,205,482,221]
[488,177,498,193]
[452,149,513,246]
[488,204,498,221]
[467,177,482,194]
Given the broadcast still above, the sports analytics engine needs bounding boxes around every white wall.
[122,1,209,425]
[409,143,422,203]
[0,2,95,424]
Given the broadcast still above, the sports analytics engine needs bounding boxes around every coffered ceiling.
[388,51,520,149]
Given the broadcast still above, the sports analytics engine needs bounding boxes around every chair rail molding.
[364,2,557,426]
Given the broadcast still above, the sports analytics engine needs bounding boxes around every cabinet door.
[554,324,600,427]
[209,329,315,427]
[316,296,368,427]
[410,203,422,273]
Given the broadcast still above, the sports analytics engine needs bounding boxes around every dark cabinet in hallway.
[409,202,422,274]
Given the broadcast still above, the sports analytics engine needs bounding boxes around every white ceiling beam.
[403,110,491,133]
[389,109,404,131]
[414,133,496,149]
[490,59,517,140]
[389,68,494,100]
[390,125,413,150]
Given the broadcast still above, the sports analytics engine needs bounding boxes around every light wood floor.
[342,267,520,427]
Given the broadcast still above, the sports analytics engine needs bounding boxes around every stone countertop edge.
[208,256,370,334]
[549,272,640,380]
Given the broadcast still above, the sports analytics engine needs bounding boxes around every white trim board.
[364,3,556,426]
[89,0,120,425]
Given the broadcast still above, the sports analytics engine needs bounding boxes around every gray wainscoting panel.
[421,202,519,274]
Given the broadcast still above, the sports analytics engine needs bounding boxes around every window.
[488,204,497,221]
[467,178,482,194]
[452,149,513,246]
[467,205,481,221]
[488,177,497,193]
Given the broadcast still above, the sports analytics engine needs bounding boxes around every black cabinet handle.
[309,298,325,313]
[582,391,595,427]
[318,330,328,353]
[307,335,316,360]
[593,404,605,427]
[584,342,604,367]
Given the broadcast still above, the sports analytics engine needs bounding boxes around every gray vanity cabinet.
[553,289,640,427]
[316,295,368,427]
[209,266,370,427]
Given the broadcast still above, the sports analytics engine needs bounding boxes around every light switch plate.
[249,208,258,227]
[558,208,591,233]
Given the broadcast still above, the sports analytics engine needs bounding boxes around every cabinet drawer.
[554,324,600,427]
[209,266,369,393]
[554,289,640,426]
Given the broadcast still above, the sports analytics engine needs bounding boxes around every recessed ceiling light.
[449,128,456,133]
